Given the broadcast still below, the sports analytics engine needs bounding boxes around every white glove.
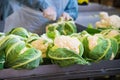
[43,7,57,21]
[61,12,73,21]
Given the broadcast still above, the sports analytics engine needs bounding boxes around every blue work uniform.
[0,0,12,20]
[4,0,78,35]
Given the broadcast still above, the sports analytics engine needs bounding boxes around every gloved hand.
[61,12,73,21]
[43,7,57,21]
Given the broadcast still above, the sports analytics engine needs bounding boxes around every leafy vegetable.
[5,47,42,69]
[0,33,5,69]
[46,19,77,39]
[26,32,40,43]
[100,29,120,59]
[7,27,29,38]
[48,48,89,67]
[0,13,120,69]
[82,34,118,62]
[109,38,119,59]
[47,35,88,66]
[0,35,42,69]
[0,51,5,69]
[0,28,43,69]
[46,23,60,39]
[58,21,77,35]
[95,12,120,29]
[100,29,120,44]
[86,24,101,35]
[31,38,51,58]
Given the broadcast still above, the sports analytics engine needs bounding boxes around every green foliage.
[46,20,77,39]
[7,27,29,38]
[82,33,119,62]
[100,29,120,59]
[0,28,43,69]
[48,48,89,67]
[0,18,120,70]
[0,51,5,69]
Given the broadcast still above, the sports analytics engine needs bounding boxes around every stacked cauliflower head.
[31,38,49,58]
[54,35,81,54]
[96,12,120,29]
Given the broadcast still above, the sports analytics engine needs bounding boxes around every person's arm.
[16,0,57,20]
[64,0,78,20]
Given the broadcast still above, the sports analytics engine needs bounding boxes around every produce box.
[0,24,120,80]
[0,59,119,80]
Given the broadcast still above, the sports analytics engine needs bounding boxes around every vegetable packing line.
[0,24,120,80]
[0,13,120,79]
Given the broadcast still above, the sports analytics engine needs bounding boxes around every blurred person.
[4,0,78,35]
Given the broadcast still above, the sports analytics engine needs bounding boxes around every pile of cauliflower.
[96,12,120,29]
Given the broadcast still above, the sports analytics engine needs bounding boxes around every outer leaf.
[83,35,113,62]
[5,41,26,63]
[86,25,101,35]
[0,51,5,69]
[90,39,112,61]
[101,29,120,44]
[0,35,18,51]
[1,35,42,69]
[46,20,77,39]
[61,21,77,35]
[48,48,89,67]
[7,27,29,38]
[6,48,42,69]
[26,33,40,43]
[100,29,120,59]
[78,42,84,57]
[109,38,119,59]
[46,24,60,39]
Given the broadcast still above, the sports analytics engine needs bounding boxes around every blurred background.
[76,0,120,27]
[90,0,120,8]
[78,0,120,9]
[0,0,120,31]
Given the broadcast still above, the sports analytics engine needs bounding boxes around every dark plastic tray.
[0,59,120,80]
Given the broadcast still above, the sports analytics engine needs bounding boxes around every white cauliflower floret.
[41,34,53,43]
[96,19,110,28]
[87,35,98,50]
[96,12,120,29]
[105,30,120,38]
[54,35,80,54]
[109,15,120,28]
[31,38,49,58]
[100,12,109,20]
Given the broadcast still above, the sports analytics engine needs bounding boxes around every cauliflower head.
[54,35,81,54]
[87,34,99,50]
[105,30,120,38]
[31,38,49,58]
[96,12,120,29]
